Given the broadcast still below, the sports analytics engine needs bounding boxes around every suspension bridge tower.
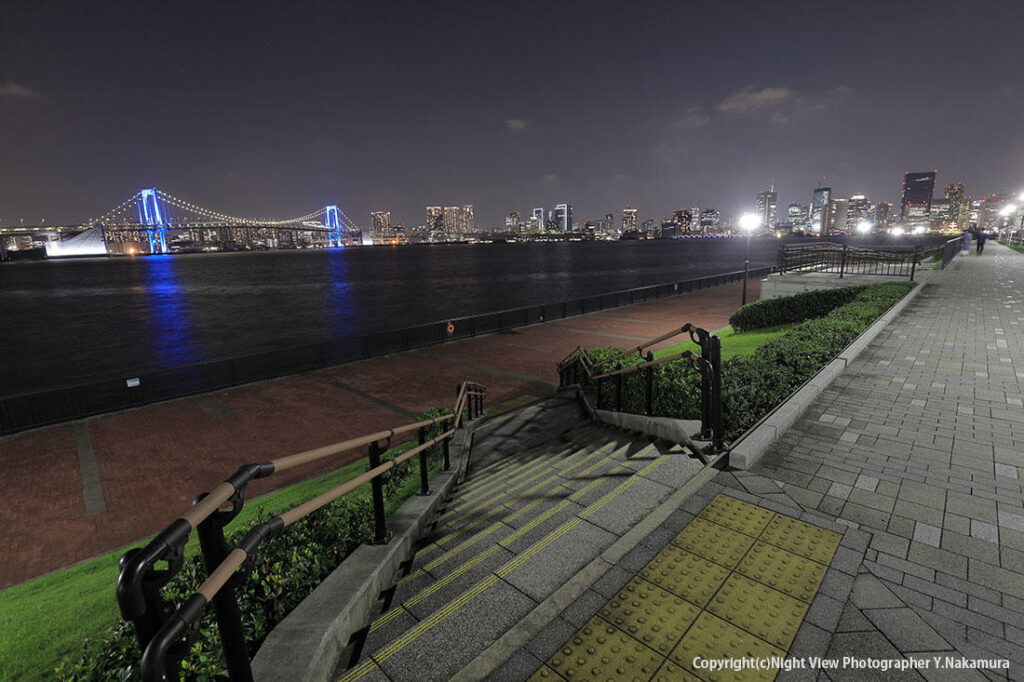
[325,205,344,247]
[138,188,169,254]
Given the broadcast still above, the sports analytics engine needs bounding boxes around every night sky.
[2,0,1022,227]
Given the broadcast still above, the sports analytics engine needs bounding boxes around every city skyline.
[2,1,1023,227]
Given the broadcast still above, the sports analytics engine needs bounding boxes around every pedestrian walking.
[977,230,988,255]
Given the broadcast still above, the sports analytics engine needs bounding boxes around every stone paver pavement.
[743,243,1024,679]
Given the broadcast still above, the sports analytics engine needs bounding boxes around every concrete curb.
[251,423,479,682]
[728,271,934,470]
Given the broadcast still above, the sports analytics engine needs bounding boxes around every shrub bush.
[729,285,867,332]
[592,282,915,441]
[55,407,451,681]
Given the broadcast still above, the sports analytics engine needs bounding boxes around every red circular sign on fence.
[446,323,455,334]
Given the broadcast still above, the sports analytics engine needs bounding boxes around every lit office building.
[426,206,444,232]
[699,208,720,233]
[506,212,521,233]
[848,194,871,230]
[833,199,849,233]
[788,202,806,231]
[756,188,778,230]
[553,203,573,232]
[900,171,937,222]
[530,207,545,232]
[370,211,392,236]
[622,206,639,233]
[945,182,967,230]
[462,205,475,232]
[811,186,832,233]
[875,202,892,231]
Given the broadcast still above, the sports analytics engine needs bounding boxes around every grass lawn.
[1000,241,1024,256]
[652,324,796,361]
[0,441,424,681]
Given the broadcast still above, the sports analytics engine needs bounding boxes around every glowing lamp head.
[1000,204,1018,217]
[856,221,872,234]
[739,213,760,232]
[891,227,905,237]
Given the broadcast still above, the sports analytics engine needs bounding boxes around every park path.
[0,279,758,588]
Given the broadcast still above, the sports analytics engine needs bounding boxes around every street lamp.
[739,213,760,305]
[856,220,872,235]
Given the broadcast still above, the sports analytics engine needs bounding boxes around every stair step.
[341,435,696,682]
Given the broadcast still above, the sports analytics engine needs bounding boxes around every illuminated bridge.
[7,188,362,257]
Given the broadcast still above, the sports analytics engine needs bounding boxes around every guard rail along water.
[557,324,724,460]
[0,265,772,436]
[777,242,920,279]
[116,380,486,681]
[942,234,967,268]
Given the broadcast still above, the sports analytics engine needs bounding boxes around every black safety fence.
[942,235,967,269]
[0,265,773,436]
[778,242,920,279]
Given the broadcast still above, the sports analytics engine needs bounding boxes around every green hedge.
[592,282,915,440]
[729,285,868,332]
[55,408,452,681]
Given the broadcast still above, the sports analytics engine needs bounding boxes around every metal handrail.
[119,378,486,681]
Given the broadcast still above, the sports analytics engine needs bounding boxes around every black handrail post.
[616,373,623,412]
[417,427,431,496]
[644,366,653,416]
[367,442,390,544]
[710,334,723,452]
[194,495,253,682]
[910,246,918,281]
[442,435,451,471]
[596,378,604,410]
[840,244,847,278]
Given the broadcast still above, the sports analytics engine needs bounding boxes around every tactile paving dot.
[545,615,664,681]
[737,540,829,603]
[670,611,783,681]
[705,573,808,650]
[600,576,702,655]
[671,517,756,569]
[639,544,731,607]
[760,515,842,564]
[651,659,702,682]
[697,494,776,537]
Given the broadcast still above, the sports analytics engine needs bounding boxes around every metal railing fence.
[117,379,485,681]
[0,266,772,436]
[777,242,919,279]
[942,235,966,268]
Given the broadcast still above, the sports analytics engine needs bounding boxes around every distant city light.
[891,227,905,236]
[856,220,872,234]
[1000,204,1017,217]
[739,213,760,232]
[912,225,926,234]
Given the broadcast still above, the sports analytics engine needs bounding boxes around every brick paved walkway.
[728,242,1024,678]
[0,279,758,588]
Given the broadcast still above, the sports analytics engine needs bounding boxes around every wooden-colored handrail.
[590,351,692,381]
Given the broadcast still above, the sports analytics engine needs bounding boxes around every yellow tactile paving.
[638,544,730,608]
[705,573,808,650]
[696,494,775,537]
[670,612,784,682]
[737,541,829,603]
[547,616,664,681]
[671,517,757,569]
[760,514,841,564]
[526,664,562,681]
[535,494,845,682]
[600,577,702,655]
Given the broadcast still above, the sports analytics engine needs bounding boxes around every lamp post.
[739,213,760,306]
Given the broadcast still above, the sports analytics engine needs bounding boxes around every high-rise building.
[553,203,573,232]
[978,194,1009,229]
[756,188,778,230]
[672,209,693,233]
[530,207,545,232]
[945,182,967,230]
[370,211,392,236]
[900,171,937,221]
[787,202,806,231]
[875,202,892,230]
[462,205,475,232]
[811,186,832,233]
[699,208,720,232]
[443,206,462,237]
[833,199,849,233]
[506,212,521,233]
[848,194,872,230]
[622,206,639,233]
[426,206,443,232]
[929,198,951,228]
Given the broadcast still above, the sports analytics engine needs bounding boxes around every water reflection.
[326,249,355,338]
[142,255,200,368]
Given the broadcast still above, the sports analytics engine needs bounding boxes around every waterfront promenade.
[0,279,758,588]
[482,243,1024,681]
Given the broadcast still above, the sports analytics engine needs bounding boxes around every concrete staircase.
[335,395,708,682]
